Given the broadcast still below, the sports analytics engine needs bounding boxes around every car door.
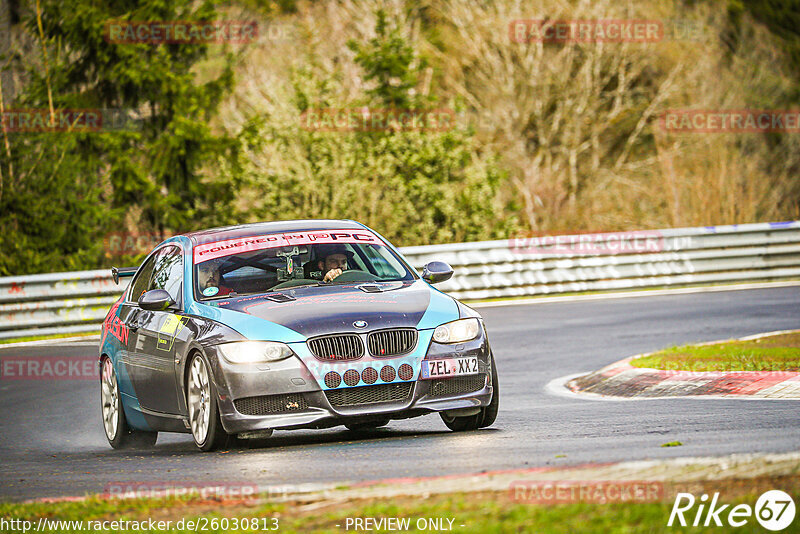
[117,252,157,400]
[128,245,185,414]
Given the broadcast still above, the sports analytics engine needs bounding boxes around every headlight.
[433,318,480,344]
[217,341,294,363]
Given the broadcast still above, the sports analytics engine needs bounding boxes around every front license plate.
[420,357,479,379]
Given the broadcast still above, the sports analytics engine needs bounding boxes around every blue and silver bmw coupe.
[99,220,498,451]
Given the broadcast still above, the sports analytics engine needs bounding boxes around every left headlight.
[433,318,481,344]
[217,341,294,363]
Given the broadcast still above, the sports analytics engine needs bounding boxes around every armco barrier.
[1,221,798,340]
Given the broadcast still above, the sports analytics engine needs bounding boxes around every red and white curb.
[549,330,800,401]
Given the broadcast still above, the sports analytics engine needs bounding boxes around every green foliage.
[0,132,111,274]
[347,9,427,108]
[260,121,513,245]
[3,0,800,275]
[250,10,516,245]
[0,0,251,275]
[728,0,800,89]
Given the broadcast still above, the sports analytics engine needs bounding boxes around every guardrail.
[1,221,798,340]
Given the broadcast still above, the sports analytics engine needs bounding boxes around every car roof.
[183,219,366,244]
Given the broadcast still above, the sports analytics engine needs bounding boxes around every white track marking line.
[470,280,800,308]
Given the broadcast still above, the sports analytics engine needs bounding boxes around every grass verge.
[630,331,800,372]
[1,475,798,533]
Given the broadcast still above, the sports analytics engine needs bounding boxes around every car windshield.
[192,230,415,299]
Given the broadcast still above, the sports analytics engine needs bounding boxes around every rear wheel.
[100,358,157,449]
[187,354,228,452]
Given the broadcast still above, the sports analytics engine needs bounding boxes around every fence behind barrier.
[1,221,798,340]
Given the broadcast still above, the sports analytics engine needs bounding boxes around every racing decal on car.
[202,286,219,297]
[193,230,382,263]
[156,314,189,352]
[102,300,129,345]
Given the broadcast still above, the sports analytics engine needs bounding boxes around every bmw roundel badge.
[353,320,368,328]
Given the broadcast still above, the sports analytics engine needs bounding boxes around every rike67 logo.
[669,490,796,531]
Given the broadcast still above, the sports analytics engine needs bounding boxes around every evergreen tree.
[0,0,252,274]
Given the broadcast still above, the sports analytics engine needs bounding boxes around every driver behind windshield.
[316,244,354,283]
[197,261,234,297]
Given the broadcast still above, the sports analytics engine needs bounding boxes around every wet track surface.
[1,286,799,501]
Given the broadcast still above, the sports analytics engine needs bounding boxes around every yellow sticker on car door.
[157,314,188,351]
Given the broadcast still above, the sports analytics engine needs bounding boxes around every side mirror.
[138,289,177,311]
[421,261,454,284]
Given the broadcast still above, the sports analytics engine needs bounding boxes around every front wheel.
[187,354,228,452]
[440,410,482,431]
[100,358,157,449]
[479,354,499,428]
[440,354,499,431]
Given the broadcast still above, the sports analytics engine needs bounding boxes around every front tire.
[479,354,499,428]
[440,410,482,431]
[100,357,157,449]
[187,353,228,452]
[440,353,499,431]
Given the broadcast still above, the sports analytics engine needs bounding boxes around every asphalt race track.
[2,286,799,501]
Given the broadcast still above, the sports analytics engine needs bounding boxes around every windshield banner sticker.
[193,230,382,263]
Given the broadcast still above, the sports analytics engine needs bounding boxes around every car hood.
[210,280,459,338]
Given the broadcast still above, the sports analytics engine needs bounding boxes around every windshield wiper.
[271,281,323,291]
[264,293,296,302]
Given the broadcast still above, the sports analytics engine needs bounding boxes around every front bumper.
[208,331,494,434]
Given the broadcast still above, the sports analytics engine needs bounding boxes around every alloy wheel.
[188,357,211,444]
[100,358,119,441]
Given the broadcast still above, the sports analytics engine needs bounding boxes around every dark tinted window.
[149,246,183,304]
[129,254,156,302]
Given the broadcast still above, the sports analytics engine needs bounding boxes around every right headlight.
[217,341,294,363]
[433,318,481,344]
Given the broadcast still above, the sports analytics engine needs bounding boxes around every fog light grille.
[398,363,414,381]
[234,394,308,415]
[361,367,378,384]
[430,374,486,398]
[343,369,361,386]
[324,372,342,389]
[380,365,396,382]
